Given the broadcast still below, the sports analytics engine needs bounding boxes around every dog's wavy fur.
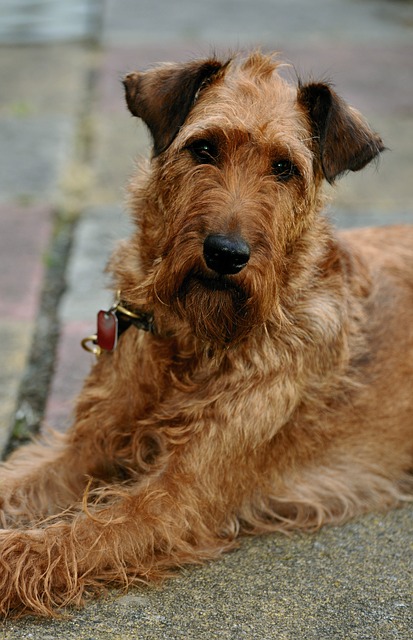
[1,51,412,617]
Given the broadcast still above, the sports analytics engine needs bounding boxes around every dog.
[1,50,412,617]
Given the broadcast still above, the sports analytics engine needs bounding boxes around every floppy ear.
[123,59,227,156]
[298,82,385,183]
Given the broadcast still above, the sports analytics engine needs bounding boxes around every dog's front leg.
[0,456,237,618]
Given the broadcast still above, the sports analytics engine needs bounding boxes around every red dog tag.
[97,310,118,351]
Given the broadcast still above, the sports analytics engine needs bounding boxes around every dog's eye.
[272,159,300,181]
[187,139,219,164]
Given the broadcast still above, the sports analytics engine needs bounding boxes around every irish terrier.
[1,51,412,617]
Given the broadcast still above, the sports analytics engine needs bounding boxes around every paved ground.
[0,0,412,637]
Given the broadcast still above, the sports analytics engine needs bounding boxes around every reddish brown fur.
[1,51,412,617]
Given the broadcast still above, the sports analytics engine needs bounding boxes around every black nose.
[203,234,250,275]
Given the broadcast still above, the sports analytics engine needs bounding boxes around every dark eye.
[187,139,219,164]
[272,159,300,181]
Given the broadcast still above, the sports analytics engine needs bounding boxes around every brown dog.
[1,51,412,617]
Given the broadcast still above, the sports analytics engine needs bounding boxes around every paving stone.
[102,0,413,47]
[93,115,149,201]
[0,204,52,453]
[0,0,102,44]
[0,204,53,319]
[0,44,93,116]
[44,320,95,431]
[332,116,413,212]
[331,208,413,230]
[0,321,32,453]
[0,116,74,203]
[59,204,132,322]
[45,205,133,429]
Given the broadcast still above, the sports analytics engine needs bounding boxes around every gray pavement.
[1,0,413,637]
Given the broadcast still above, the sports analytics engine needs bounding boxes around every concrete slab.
[102,0,413,47]
[330,208,413,230]
[332,117,413,213]
[93,116,149,202]
[0,0,102,44]
[0,45,94,116]
[2,507,412,639]
[0,116,74,203]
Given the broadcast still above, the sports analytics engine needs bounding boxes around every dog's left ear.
[298,82,385,183]
[123,59,227,156]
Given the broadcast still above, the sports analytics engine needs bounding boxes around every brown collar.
[81,295,154,357]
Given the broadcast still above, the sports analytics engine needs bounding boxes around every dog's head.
[120,52,383,346]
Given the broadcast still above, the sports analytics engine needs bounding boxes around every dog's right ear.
[123,59,227,156]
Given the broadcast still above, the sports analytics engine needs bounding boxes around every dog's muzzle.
[203,234,250,275]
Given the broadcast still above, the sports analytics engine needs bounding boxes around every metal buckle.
[81,335,102,357]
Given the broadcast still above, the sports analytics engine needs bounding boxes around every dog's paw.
[0,527,76,617]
